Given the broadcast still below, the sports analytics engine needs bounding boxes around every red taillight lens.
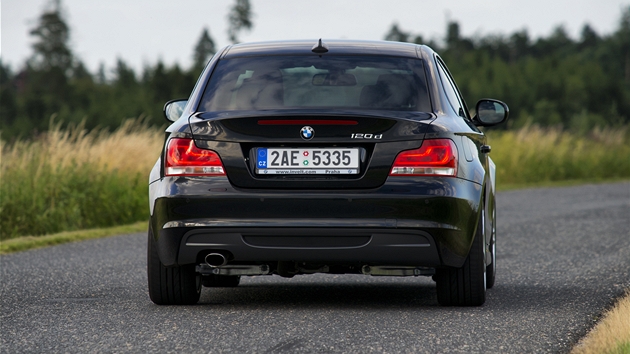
[165,138,225,176]
[390,139,458,176]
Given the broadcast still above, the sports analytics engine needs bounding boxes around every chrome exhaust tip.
[205,253,228,267]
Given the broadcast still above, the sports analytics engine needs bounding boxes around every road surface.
[1,182,629,353]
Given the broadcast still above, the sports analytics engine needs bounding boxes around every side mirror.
[163,99,188,122]
[473,99,509,126]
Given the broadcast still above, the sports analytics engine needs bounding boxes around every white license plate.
[256,148,360,175]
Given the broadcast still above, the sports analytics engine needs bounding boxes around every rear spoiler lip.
[193,109,435,123]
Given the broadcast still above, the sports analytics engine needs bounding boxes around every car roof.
[221,39,428,59]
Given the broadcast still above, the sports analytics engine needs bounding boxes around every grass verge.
[571,290,630,354]
[0,221,146,255]
[496,178,630,191]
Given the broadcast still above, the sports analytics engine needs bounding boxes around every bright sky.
[1,0,627,74]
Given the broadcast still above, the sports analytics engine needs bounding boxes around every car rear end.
[148,40,487,305]
[150,45,481,272]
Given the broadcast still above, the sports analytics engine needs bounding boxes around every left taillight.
[164,138,225,176]
[389,139,458,177]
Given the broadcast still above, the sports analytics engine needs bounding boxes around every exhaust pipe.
[205,253,228,267]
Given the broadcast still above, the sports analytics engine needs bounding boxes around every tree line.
[386,8,630,131]
[0,0,252,140]
[1,2,628,140]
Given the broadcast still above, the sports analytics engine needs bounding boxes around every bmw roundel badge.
[300,126,314,140]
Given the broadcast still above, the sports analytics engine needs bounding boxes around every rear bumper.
[149,176,482,268]
[178,227,441,266]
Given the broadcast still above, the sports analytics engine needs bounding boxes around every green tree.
[509,30,531,62]
[227,0,253,43]
[192,27,216,74]
[383,23,425,45]
[444,21,473,55]
[579,24,600,50]
[29,0,73,74]
[114,58,137,89]
[6,0,80,136]
[384,23,409,42]
[0,61,18,132]
[616,6,630,83]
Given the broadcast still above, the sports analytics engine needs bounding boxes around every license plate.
[256,148,360,175]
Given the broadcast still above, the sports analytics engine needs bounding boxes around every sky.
[1,0,627,74]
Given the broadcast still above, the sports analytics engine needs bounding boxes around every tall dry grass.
[0,118,163,239]
[487,125,630,185]
[2,118,162,175]
[571,290,630,354]
[1,121,629,239]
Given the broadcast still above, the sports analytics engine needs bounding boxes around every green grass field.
[488,125,630,185]
[1,119,161,240]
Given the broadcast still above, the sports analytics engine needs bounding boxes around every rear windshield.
[199,55,431,112]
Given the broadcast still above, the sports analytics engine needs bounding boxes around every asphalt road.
[1,182,629,353]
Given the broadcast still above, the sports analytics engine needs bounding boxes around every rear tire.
[435,208,487,306]
[147,225,201,305]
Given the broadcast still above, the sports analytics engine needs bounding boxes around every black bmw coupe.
[148,39,508,306]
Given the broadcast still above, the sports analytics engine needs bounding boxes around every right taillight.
[164,138,225,176]
[389,139,458,176]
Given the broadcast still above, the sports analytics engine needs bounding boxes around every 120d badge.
[350,133,383,139]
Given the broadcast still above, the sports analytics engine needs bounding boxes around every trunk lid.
[189,110,434,189]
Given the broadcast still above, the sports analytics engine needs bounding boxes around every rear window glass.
[199,55,431,112]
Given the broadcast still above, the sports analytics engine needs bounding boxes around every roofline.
[220,39,431,59]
